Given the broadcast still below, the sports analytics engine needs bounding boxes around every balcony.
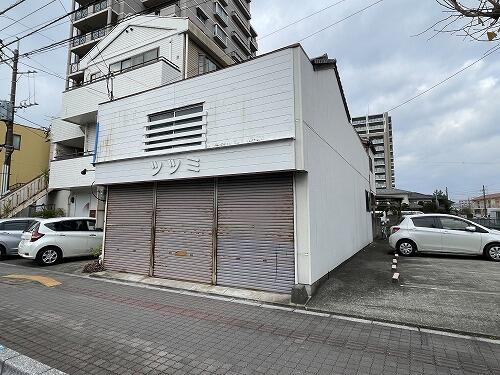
[62,57,181,125]
[250,37,257,53]
[231,31,251,56]
[71,26,109,57]
[214,2,229,27]
[73,0,116,33]
[141,0,177,8]
[233,0,251,20]
[213,24,228,48]
[231,11,251,37]
[49,154,95,190]
[68,62,84,84]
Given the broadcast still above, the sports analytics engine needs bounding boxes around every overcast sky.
[1,0,499,201]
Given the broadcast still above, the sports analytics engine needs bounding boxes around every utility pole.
[482,185,487,217]
[1,45,18,195]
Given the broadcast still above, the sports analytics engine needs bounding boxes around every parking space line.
[402,284,500,296]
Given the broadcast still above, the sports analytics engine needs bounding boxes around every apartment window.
[108,49,159,74]
[214,2,229,26]
[369,157,373,172]
[13,134,21,150]
[89,72,102,82]
[365,190,371,212]
[213,24,228,47]
[198,54,218,74]
[196,7,208,24]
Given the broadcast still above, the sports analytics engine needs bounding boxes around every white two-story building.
[49,15,375,301]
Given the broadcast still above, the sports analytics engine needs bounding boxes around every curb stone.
[0,345,66,375]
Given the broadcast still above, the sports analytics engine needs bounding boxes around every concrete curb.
[0,345,66,375]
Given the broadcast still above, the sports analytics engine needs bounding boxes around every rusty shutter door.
[104,183,154,275]
[154,179,214,283]
[217,173,295,293]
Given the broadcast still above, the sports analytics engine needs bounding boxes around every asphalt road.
[307,241,500,338]
[0,261,499,374]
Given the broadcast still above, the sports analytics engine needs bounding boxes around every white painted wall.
[49,156,95,190]
[61,60,180,124]
[94,48,296,184]
[51,118,84,143]
[295,48,373,285]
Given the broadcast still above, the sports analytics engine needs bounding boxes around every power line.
[0,0,27,16]
[387,43,500,113]
[258,0,348,41]
[0,1,57,33]
[298,0,384,42]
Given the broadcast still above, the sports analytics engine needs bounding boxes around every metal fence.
[471,218,500,230]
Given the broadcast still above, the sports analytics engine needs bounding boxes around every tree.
[432,0,500,41]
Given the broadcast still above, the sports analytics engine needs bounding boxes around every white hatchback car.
[18,217,103,266]
[389,214,500,261]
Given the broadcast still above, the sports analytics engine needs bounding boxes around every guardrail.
[0,174,48,218]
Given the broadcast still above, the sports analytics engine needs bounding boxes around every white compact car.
[18,217,103,266]
[389,214,500,261]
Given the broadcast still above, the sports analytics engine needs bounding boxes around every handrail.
[0,173,48,217]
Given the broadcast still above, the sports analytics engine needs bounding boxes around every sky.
[0,0,499,202]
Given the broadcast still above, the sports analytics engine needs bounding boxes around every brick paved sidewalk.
[0,263,498,375]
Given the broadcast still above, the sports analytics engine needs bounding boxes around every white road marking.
[401,283,500,296]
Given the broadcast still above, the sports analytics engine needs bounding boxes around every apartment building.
[66,0,257,88]
[471,193,500,219]
[351,112,394,189]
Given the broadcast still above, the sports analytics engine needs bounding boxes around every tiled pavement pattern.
[0,266,499,375]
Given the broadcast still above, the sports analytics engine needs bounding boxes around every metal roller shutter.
[217,174,295,293]
[154,179,215,283]
[104,183,154,275]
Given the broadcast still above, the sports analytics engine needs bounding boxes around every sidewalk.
[0,262,499,375]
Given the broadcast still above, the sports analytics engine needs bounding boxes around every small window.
[3,220,27,231]
[89,72,101,82]
[365,191,371,212]
[412,217,438,229]
[121,59,131,70]
[54,220,88,232]
[369,157,373,172]
[109,62,120,73]
[13,134,21,150]
[196,7,208,24]
[144,49,158,62]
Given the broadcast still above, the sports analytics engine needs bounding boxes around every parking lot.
[0,255,92,275]
[308,240,500,338]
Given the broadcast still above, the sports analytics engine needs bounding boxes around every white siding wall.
[49,156,95,189]
[61,61,180,123]
[51,118,84,143]
[85,123,97,153]
[95,48,296,184]
[81,17,187,79]
[297,48,373,285]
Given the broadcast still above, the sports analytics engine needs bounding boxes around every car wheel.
[397,240,416,256]
[36,248,60,266]
[484,244,500,262]
[0,246,5,260]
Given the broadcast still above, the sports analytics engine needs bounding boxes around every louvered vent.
[144,103,207,153]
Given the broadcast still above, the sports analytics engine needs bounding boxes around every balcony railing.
[213,24,228,48]
[73,0,109,22]
[72,26,109,48]
[53,150,94,161]
[69,62,81,74]
[214,2,229,26]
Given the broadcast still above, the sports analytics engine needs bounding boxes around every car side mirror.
[465,226,476,232]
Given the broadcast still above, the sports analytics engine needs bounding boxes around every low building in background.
[471,193,500,219]
[352,112,394,189]
[0,121,50,191]
[376,188,434,211]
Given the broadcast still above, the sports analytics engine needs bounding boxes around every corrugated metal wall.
[103,173,295,293]
[216,174,295,293]
[104,183,154,275]
[154,179,214,283]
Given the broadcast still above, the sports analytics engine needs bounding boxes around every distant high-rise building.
[351,112,394,189]
[66,0,257,88]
